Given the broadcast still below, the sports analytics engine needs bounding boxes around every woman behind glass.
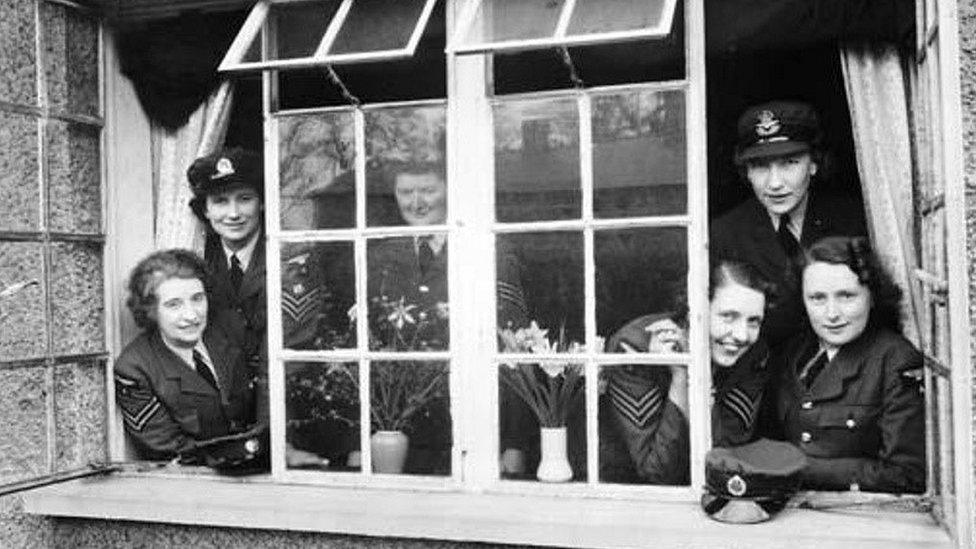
[599,260,774,484]
[770,236,925,493]
[114,249,256,460]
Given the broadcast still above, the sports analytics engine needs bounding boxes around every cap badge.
[727,474,748,497]
[212,157,236,180]
[754,110,781,138]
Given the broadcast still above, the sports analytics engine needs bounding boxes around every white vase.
[536,426,573,483]
[371,430,409,474]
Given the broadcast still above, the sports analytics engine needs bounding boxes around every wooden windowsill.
[23,474,950,548]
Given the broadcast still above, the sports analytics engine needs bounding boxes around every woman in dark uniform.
[114,249,256,460]
[598,260,775,484]
[770,236,925,493]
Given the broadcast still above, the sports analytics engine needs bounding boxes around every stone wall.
[0,1,106,546]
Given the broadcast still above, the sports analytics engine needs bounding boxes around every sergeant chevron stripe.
[608,379,663,428]
[120,396,161,433]
[496,280,528,315]
[723,387,760,429]
[281,286,322,322]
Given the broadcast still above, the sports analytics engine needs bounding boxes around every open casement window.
[219,0,439,72]
[908,0,972,544]
[447,0,679,54]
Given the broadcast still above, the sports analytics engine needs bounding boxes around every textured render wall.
[0,1,106,547]
[962,1,976,547]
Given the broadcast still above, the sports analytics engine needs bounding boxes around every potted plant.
[498,321,585,482]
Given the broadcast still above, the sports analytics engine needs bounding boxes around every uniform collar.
[222,230,260,271]
[765,193,809,240]
[414,233,447,255]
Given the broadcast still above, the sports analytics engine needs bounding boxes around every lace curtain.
[839,42,921,345]
[153,81,235,251]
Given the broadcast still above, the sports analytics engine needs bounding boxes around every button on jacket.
[114,327,255,460]
[770,327,926,493]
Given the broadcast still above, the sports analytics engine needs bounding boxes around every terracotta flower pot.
[371,430,409,474]
[536,426,573,482]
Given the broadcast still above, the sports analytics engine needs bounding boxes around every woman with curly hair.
[769,236,925,493]
[114,249,257,461]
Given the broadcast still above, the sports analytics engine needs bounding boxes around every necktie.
[192,350,219,390]
[418,236,435,277]
[800,351,828,390]
[230,254,244,292]
[777,213,801,263]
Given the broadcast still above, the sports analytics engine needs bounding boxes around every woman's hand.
[286,443,329,468]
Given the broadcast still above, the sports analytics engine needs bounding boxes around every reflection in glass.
[370,361,451,476]
[286,361,361,471]
[367,236,449,351]
[243,1,341,63]
[595,228,687,345]
[568,0,669,35]
[497,232,583,347]
[329,0,428,55]
[281,241,356,350]
[494,98,580,222]
[463,0,565,45]
[278,112,356,230]
[365,104,447,227]
[592,89,686,218]
[598,364,689,485]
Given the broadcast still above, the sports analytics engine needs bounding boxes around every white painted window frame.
[218,0,439,73]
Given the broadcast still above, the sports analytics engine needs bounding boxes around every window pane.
[244,1,341,63]
[328,0,428,55]
[596,228,687,346]
[498,232,584,349]
[281,241,356,350]
[365,104,447,227]
[568,0,668,35]
[592,89,686,218]
[370,360,450,476]
[598,364,688,485]
[498,361,586,482]
[286,361,360,472]
[494,98,580,222]
[278,111,356,230]
[461,0,566,45]
[367,236,449,351]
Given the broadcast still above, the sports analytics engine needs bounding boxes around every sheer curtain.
[839,42,920,345]
[153,81,235,251]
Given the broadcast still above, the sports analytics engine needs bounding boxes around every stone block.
[0,0,37,105]
[0,242,47,361]
[0,366,49,484]
[50,242,104,356]
[0,111,40,232]
[0,496,53,549]
[46,122,101,234]
[53,360,107,470]
[41,2,99,118]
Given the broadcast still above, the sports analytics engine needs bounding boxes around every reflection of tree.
[592,90,685,145]
[494,100,578,153]
[365,105,446,169]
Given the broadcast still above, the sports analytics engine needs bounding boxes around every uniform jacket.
[594,315,770,485]
[769,327,926,493]
[114,328,255,460]
[709,190,867,346]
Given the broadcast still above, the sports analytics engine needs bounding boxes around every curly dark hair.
[710,260,778,310]
[126,249,210,330]
[801,236,903,332]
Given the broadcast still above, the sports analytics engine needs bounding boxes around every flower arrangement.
[498,321,586,428]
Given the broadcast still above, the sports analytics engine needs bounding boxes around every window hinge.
[913,269,948,305]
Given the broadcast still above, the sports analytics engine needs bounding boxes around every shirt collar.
[414,233,447,255]
[766,193,809,240]
[161,338,211,370]
[223,231,260,271]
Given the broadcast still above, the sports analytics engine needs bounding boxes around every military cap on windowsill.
[180,424,269,475]
[734,100,821,165]
[701,438,808,524]
[186,147,264,198]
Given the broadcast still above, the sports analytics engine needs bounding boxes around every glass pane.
[568,0,669,35]
[367,236,449,351]
[498,362,586,482]
[0,0,37,104]
[278,111,356,230]
[0,111,40,231]
[596,228,687,347]
[47,122,101,233]
[365,104,447,227]
[498,232,583,350]
[370,361,450,476]
[281,241,356,350]
[42,3,99,117]
[286,361,361,471]
[461,0,565,45]
[494,97,580,222]
[244,1,342,63]
[598,364,688,485]
[592,89,686,218]
[50,242,104,355]
[329,0,428,55]
[0,242,46,360]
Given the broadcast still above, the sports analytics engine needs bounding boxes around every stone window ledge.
[23,474,950,548]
